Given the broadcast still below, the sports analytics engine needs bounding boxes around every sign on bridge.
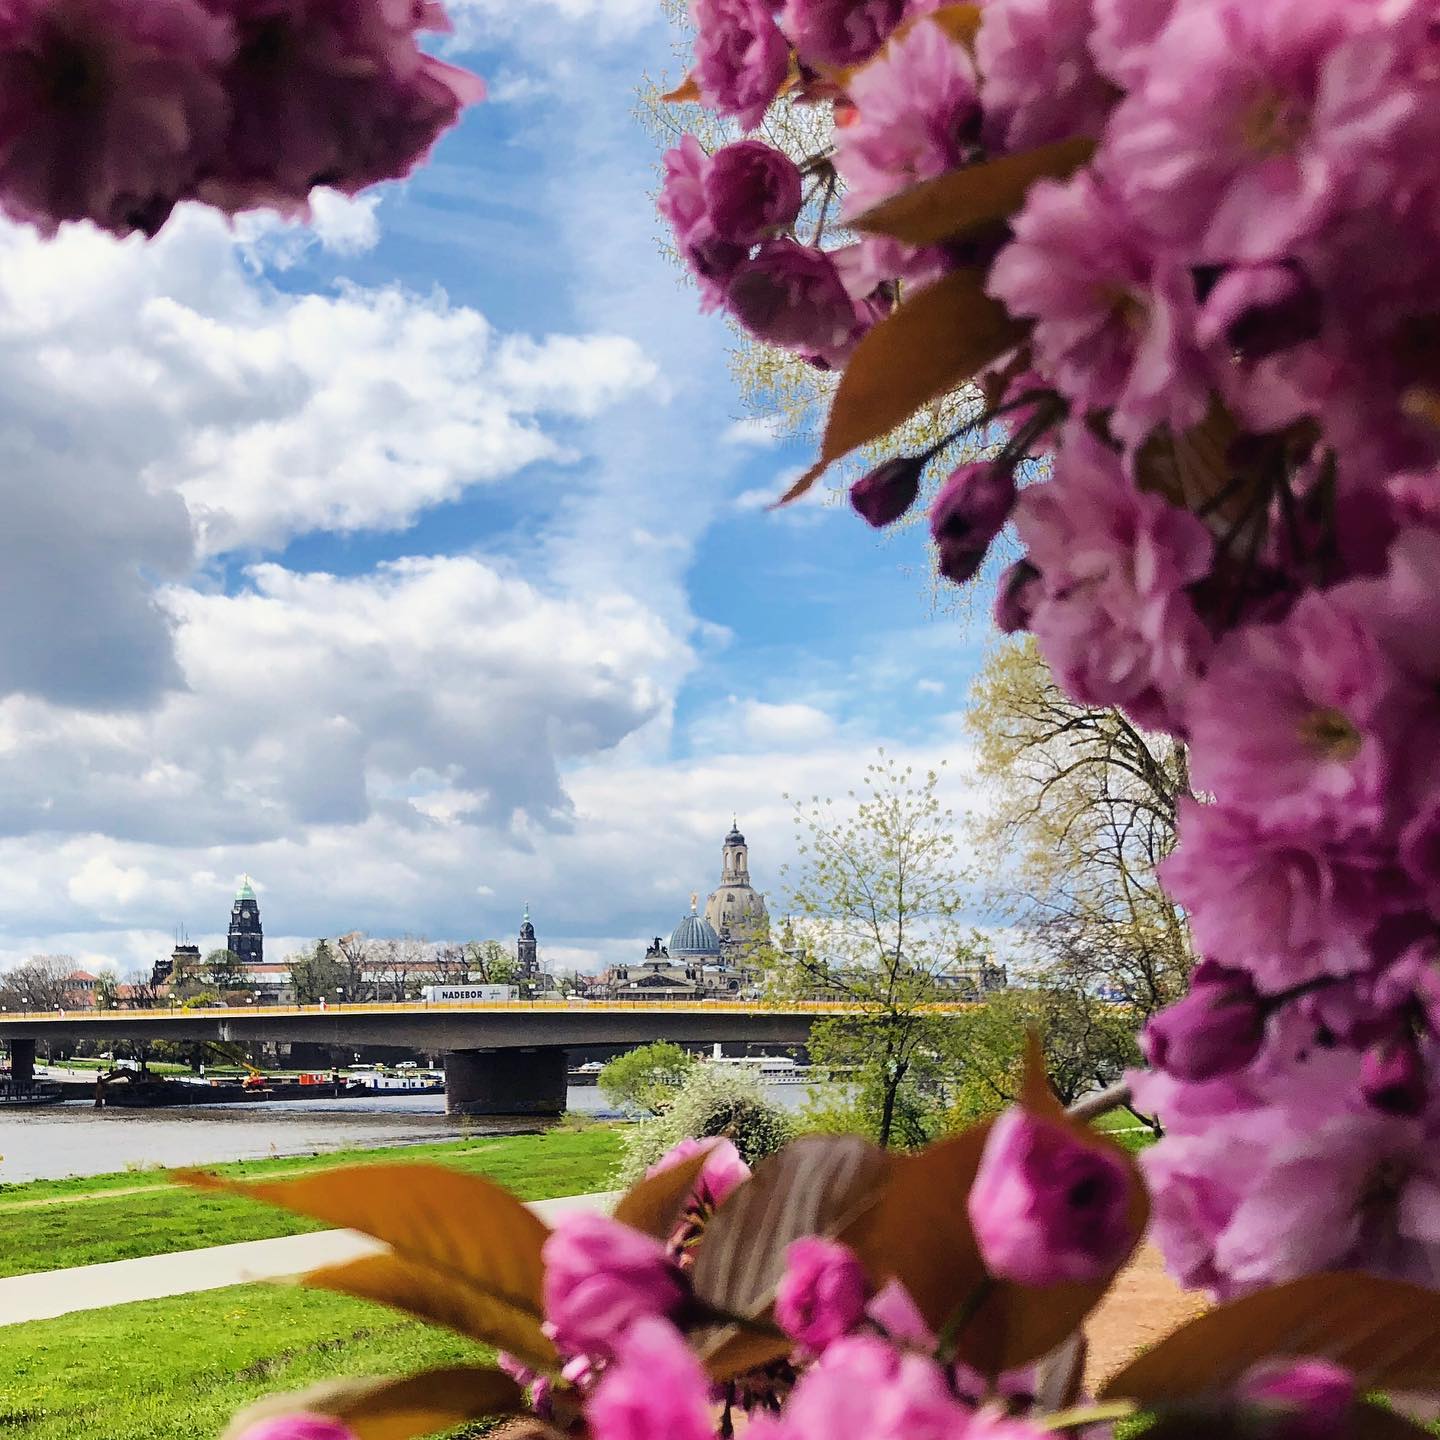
[420,984,519,1003]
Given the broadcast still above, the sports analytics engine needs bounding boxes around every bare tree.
[0,955,79,1011]
[334,932,378,1002]
[966,637,1194,1024]
[123,967,162,1009]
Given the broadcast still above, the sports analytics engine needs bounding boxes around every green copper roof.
[236,876,255,901]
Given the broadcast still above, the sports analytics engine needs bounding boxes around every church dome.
[671,904,721,957]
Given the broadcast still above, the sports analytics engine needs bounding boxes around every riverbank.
[0,1123,621,1278]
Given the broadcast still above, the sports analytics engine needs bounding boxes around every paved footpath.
[0,1190,619,1327]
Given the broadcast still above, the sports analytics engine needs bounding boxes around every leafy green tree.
[288,939,346,1004]
[204,947,248,993]
[465,939,522,989]
[599,1041,697,1113]
[766,753,978,1148]
[938,987,1141,1126]
[92,968,121,1010]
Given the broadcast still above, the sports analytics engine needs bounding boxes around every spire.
[690,892,698,913]
[523,900,531,924]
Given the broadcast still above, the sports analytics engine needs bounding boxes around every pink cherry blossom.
[1089,0,1173,88]
[929,461,1016,585]
[1102,0,1418,263]
[1160,799,1410,994]
[988,171,1210,446]
[198,0,482,218]
[968,1107,1133,1285]
[0,0,233,237]
[644,1134,751,1209]
[658,136,749,308]
[541,1212,685,1357]
[1184,592,1395,836]
[1143,961,1266,1083]
[834,16,979,217]
[1240,1359,1355,1440]
[587,1319,714,1440]
[1012,427,1213,729]
[975,0,1114,151]
[1212,1111,1440,1290]
[725,238,868,366]
[706,140,802,246]
[692,0,789,130]
[775,1237,868,1351]
[781,0,904,70]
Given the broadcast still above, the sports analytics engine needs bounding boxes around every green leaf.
[782,269,1024,504]
[1101,1273,1440,1404]
[220,1365,524,1440]
[854,139,1095,247]
[179,1162,554,1366]
[690,1135,891,1377]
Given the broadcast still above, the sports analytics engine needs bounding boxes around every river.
[0,1084,814,1183]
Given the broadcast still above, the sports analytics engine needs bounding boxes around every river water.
[0,1085,811,1184]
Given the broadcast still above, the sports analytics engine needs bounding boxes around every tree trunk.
[877,1057,909,1149]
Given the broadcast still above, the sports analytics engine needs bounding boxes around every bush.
[617,1063,794,1185]
[598,1041,696,1112]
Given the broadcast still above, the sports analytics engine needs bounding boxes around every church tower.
[227,876,263,967]
[704,820,768,948]
[517,903,538,976]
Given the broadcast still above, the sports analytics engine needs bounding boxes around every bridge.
[0,999,969,1114]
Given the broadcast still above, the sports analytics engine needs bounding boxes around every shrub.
[617,1063,794,1185]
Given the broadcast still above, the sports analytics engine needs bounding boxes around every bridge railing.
[0,997,978,1022]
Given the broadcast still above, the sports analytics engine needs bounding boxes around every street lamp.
[335,986,344,1008]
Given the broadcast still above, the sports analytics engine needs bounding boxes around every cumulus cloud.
[0,553,689,850]
[0,206,658,707]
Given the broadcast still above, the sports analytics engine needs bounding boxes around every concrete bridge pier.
[444,1046,567,1116]
[7,1038,34,1087]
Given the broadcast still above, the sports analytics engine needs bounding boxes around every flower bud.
[1142,963,1265,1082]
[775,1236,868,1350]
[850,455,925,528]
[541,1212,685,1357]
[705,140,803,246]
[1239,1359,1355,1440]
[994,559,1041,633]
[929,462,1017,584]
[1361,1034,1426,1116]
[234,1417,360,1440]
[966,1108,1132,1286]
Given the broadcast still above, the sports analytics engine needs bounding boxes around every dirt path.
[1084,1244,1206,1392]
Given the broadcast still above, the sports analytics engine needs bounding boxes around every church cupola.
[227,875,263,966]
[722,817,749,884]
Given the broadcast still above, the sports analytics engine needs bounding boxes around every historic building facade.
[227,877,263,966]
[595,824,768,1001]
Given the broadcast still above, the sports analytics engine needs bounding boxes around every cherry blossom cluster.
[662,0,1440,1300]
[0,0,482,239]
[237,1128,1348,1440]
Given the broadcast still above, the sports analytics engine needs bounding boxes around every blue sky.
[0,0,990,977]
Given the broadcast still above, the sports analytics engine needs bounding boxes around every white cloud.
[0,206,659,706]
[735,471,837,519]
[0,553,689,850]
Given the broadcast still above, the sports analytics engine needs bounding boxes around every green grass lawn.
[0,1283,500,1440]
[0,1124,622,1278]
